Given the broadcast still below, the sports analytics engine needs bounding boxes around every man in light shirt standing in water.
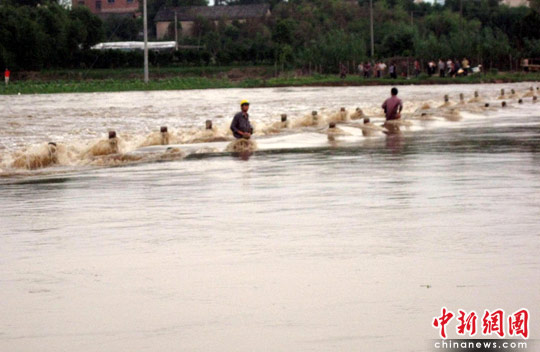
[382,87,403,121]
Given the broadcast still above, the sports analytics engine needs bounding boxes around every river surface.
[1,84,539,351]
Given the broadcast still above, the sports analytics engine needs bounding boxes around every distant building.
[154,4,271,39]
[415,0,446,4]
[501,0,530,6]
[73,0,139,17]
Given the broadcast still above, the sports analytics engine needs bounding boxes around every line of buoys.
[358,116,387,137]
[108,130,119,152]
[83,130,119,157]
[326,120,345,141]
[350,107,365,120]
[312,111,319,124]
[469,90,481,103]
[329,107,349,123]
[160,126,170,145]
[140,126,170,147]
[11,140,59,170]
[523,86,537,97]
[8,85,539,172]
[225,138,257,153]
[161,146,185,160]
[273,114,289,129]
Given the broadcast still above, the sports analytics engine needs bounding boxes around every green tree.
[104,16,140,41]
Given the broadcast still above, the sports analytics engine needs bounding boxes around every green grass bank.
[2,68,539,95]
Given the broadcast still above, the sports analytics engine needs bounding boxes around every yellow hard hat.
[240,99,250,106]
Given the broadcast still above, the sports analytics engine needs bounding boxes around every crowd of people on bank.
[351,58,481,79]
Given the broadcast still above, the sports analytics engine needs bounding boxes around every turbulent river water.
[1,84,539,351]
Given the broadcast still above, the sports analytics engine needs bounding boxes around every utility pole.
[370,0,374,58]
[174,11,178,51]
[143,0,149,83]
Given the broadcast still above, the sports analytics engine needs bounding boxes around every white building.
[501,0,530,7]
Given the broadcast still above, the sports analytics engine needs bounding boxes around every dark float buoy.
[108,131,117,139]
[518,99,523,104]
[484,103,490,107]
[340,107,346,112]
[363,117,370,124]
[501,101,507,107]
[205,120,212,130]
[281,114,287,122]
[160,126,168,133]
[329,122,336,129]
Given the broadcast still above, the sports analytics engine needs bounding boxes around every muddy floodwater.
[1,84,540,351]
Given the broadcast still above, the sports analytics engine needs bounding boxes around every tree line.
[1,0,540,72]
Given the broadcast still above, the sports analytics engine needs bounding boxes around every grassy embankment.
[1,66,539,95]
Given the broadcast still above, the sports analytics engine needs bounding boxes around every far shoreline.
[1,69,539,95]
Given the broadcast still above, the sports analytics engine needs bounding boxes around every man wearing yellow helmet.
[230,99,253,139]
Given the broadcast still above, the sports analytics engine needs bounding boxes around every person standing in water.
[382,87,403,121]
[230,99,253,139]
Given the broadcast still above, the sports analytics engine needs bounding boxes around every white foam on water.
[1,82,539,176]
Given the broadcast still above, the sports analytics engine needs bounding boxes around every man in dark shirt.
[382,87,403,121]
[230,99,253,139]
